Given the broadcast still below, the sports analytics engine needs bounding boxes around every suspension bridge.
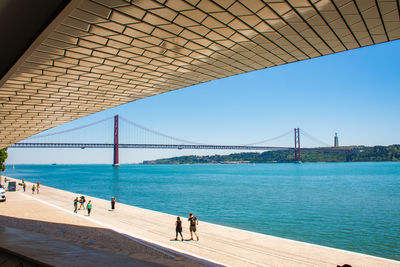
[10,115,355,166]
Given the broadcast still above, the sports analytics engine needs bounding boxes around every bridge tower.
[294,128,301,162]
[113,115,119,167]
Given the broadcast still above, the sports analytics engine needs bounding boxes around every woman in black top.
[175,217,183,241]
[111,197,116,210]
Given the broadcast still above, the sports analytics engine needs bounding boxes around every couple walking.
[175,213,199,241]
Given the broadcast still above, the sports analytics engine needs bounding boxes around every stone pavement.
[1,177,399,267]
[0,225,166,267]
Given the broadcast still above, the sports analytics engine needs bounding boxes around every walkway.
[2,177,399,267]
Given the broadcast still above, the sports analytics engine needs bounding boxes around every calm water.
[3,162,400,261]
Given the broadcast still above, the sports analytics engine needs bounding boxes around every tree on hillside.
[0,148,7,172]
[142,145,400,164]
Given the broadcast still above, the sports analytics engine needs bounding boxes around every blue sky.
[6,39,400,164]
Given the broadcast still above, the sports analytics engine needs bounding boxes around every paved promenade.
[1,177,399,267]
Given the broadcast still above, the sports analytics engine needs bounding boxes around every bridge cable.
[24,116,114,140]
[119,116,206,145]
[241,130,293,146]
[300,129,331,147]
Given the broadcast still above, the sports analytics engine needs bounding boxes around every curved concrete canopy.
[1,0,399,148]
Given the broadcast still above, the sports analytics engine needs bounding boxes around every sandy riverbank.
[1,175,399,267]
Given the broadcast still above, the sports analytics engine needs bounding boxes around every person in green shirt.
[87,200,92,216]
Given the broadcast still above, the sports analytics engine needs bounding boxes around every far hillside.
[142,145,400,164]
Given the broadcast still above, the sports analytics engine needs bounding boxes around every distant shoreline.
[142,160,400,165]
[5,161,400,166]
[143,145,400,165]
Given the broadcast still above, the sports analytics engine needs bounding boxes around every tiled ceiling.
[1,0,399,148]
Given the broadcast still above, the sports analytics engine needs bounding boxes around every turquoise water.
[3,162,400,261]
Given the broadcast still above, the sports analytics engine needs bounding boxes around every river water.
[3,162,400,260]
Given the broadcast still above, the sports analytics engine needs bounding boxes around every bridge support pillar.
[113,115,119,167]
[294,128,301,163]
[346,151,351,162]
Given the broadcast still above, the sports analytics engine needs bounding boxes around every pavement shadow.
[0,215,204,267]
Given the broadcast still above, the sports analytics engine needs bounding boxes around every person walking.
[188,213,199,241]
[175,217,184,241]
[111,197,116,210]
[87,200,92,216]
[32,184,36,194]
[36,180,40,194]
[79,195,86,210]
[74,197,79,213]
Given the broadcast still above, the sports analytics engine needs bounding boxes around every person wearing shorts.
[79,195,86,210]
[188,213,199,241]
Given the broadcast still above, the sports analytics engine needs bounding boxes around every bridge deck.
[2,177,398,267]
[11,142,355,153]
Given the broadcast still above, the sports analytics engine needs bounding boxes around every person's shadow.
[169,238,193,242]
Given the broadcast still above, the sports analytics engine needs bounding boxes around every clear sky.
[6,39,400,164]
